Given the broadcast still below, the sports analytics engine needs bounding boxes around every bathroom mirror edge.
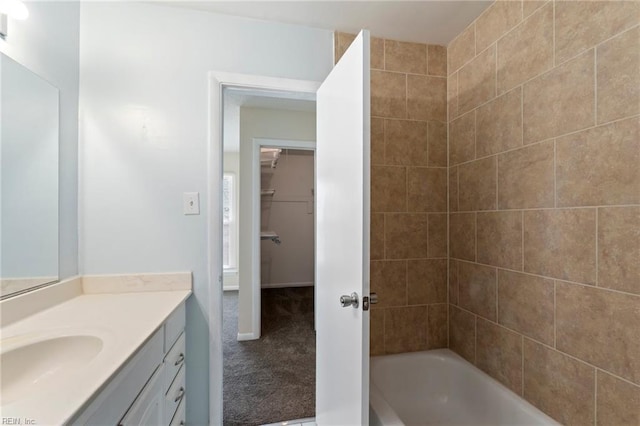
[1,52,60,300]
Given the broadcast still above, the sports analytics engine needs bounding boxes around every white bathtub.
[370,349,559,426]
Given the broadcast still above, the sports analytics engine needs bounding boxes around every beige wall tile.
[556,117,640,206]
[372,166,407,212]
[371,260,407,308]
[371,37,385,70]
[428,213,448,258]
[476,87,523,157]
[458,261,497,321]
[408,167,447,212]
[448,71,459,119]
[408,259,447,304]
[524,209,596,284]
[407,75,447,121]
[598,207,640,295]
[371,213,385,260]
[450,259,459,305]
[371,117,385,165]
[556,281,640,384]
[497,3,553,94]
[385,306,428,353]
[476,318,523,394]
[477,211,523,270]
[450,213,476,261]
[449,305,476,363]
[428,304,448,349]
[476,0,523,53]
[372,70,407,119]
[458,45,497,115]
[523,0,547,18]
[448,23,476,74]
[458,156,497,211]
[498,140,554,209]
[523,339,596,426]
[597,371,640,426]
[428,44,447,77]
[523,50,595,143]
[385,39,427,74]
[498,270,554,345]
[385,213,429,259]
[370,308,385,356]
[449,166,459,213]
[476,88,522,157]
[335,32,356,63]
[597,26,640,124]
[427,121,447,167]
[385,119,428,166]
[555,0,640,65]
[449,111,475,166]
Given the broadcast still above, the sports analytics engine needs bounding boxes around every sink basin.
[1,335,103,404]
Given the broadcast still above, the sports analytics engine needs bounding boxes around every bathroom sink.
[0,335,104,404]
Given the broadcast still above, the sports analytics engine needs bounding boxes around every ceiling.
[162,1,492,45]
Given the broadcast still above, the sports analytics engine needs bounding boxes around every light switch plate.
[183,192,200,215]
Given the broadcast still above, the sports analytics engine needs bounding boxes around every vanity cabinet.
[71,303,186,425]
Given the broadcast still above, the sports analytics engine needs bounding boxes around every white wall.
[78,4,332,423]
[237,108,316,335]
[0,2,80,279]
[261,150,315,287]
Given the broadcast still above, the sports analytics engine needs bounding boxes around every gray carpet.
[223,287,316,426]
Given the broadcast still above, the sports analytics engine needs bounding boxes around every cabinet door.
[120,364,165,426]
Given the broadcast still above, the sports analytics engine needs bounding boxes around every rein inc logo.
[2,418,35,425]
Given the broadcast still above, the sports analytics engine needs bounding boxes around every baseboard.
[237,332,259,341]
[260,281,314,289]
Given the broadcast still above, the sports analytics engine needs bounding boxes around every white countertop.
[0,278,190,425]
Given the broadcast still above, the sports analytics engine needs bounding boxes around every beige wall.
[260,150,315,287]
[336,32,449,355]
[447,1,640,425]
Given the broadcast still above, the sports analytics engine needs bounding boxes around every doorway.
[221,89,317,425]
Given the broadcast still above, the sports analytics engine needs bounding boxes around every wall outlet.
[183,192,200,215]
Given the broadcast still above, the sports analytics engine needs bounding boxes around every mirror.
[1,53,59,299]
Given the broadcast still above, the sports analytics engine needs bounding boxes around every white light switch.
[183,192,200,215]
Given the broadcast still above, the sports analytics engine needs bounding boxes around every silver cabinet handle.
[174,387,185,403]
[174,353,185,366]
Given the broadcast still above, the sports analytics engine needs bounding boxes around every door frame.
[244,138,316,341]
[207,71,320,424]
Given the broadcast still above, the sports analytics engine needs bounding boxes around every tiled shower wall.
[335,33,449,355]
[447,1,640,425]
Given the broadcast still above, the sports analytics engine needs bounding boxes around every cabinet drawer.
[165,364,185,421]
[164,332,185,393]
[119,364,164,425]
[164,303,185,351]
[169,397,186,426]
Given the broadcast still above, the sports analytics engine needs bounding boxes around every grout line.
[596,208,599,287]
[521,334,525,396]
[520,85,525,147]
[474,110,478,160]
[553,280,557,348]
[521,210,525,271]
[451,108,639,167]
[452,259,640,299]
[594,47,598,126]
[451,204,640,213]
[594,369,598,426]
[552,0,556,68]
[554,139,557,208]
[474,212,478,262]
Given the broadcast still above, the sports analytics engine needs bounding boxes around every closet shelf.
[261,189,276,196]
[260,231,281,245]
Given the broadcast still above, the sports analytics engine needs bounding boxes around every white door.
[316,30,371,425]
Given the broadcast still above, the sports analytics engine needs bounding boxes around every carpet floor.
[223,287,316,426]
